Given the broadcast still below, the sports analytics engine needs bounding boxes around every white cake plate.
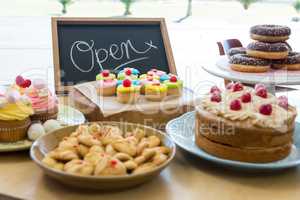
[202,56,300,93]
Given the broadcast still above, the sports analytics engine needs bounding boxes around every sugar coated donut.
[247,41,289,60]
[229,54,270,73]
[250,25,291,42]
[272,52,300,70]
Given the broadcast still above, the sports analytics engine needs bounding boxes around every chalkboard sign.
[52,18,176,93]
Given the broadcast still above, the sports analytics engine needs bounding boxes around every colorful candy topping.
[16,75,31,88]
[170,76,177,82]
[278,96,288,110]
[259,104,272,115]
[123,79,132,87]
[125,68,132,76]
[230,99,242,111]
[241,92,251,103]
[102,70,110,77]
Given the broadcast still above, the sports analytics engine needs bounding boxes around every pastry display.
[250,25,291,42]
[145,82,168,102]
[0,88,33,142]
[195,82,297,163]
[26,79,58,122]
[229,54,270,73]
[96,70,116,81]
[228,24,300,72]
[117,68,139,80]
[163,75,183,96]
[96,79,117,96]
[247,41,289,60]
[42,123,172,176]
[116,79,140,104]
[94,68,183,101]
[272,52,300,70]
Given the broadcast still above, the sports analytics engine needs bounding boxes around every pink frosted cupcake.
[96,79,117,96]
[26,79,58,122]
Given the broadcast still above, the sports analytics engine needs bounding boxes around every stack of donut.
[229,24,300,72]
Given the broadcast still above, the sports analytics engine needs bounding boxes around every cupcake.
[148,69,166,77]
[139,76,160,95]
[139,73,160,81]
[116,79,140,104]
[26,79,58,122]
[164,75,183,96]
[96,79,117,96]
[117,68,139,80]
[145,82,168,101]
[96,70,116,81]
[0,89,33,142]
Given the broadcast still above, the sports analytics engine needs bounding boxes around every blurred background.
[0,0,300,90]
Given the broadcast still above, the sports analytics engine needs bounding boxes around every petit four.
[195,83,297,163]
[116,79,140,104]
[42,123,171,176]
[96,70,116,81]
[145,82,168,101]
[117,68,139,80]
[96,79,117,96]
[164,75,183,96]
[26,79,58,122]
[0,88,33,142]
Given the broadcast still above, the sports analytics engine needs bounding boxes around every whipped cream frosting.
[199,86,297,131]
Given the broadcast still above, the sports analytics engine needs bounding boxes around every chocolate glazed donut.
[272,52,300,70]
[229,54,270,73]
[227,47,246,58]
[250,25,291,42]
[247,41,289,60]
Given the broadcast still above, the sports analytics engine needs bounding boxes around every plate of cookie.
[30,121,175,190]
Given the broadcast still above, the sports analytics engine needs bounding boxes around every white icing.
[200,86,296,130]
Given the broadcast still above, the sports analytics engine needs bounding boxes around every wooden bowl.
[30,121,176,190]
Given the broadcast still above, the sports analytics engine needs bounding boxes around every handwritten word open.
[70,39,158,72]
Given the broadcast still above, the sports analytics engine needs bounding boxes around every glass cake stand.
[202,56,300,94]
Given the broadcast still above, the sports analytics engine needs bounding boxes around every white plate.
[202,56,300,85]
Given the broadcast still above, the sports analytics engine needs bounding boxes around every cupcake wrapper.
[31,107,58,123]
[0,119,31,142]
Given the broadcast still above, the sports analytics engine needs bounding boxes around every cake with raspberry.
[195,82,297,163]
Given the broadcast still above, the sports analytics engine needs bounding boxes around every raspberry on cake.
[195,82,297,163]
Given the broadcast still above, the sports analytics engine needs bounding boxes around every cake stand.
[202,56,300,94]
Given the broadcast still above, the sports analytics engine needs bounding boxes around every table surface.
[1,91,300,200]
[1,16,300,200]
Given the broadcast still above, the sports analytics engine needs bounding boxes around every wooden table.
[1,91,300,200]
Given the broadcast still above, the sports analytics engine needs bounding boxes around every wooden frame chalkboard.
[52,17,176,94]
